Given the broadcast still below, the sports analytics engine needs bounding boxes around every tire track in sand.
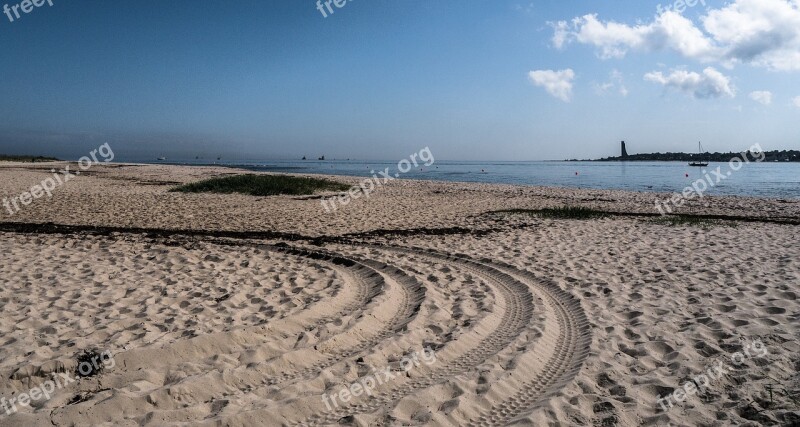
[169,243,428,415]
[257,244,427,388]
[465,258,592,426]
[297,245,538,425]
[292,244,590,426]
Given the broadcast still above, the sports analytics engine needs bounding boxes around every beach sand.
[0,162,798,426]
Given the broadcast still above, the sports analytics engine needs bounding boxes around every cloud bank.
[553,0,800,71]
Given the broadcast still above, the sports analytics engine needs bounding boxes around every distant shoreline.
[0,155,60,162]
[577,149,800,163]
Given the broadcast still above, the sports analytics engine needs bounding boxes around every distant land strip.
[0,154,60,162]
[579,150,800,162]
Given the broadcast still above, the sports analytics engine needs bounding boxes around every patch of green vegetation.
[170,174,351,197]
[650,215,736,228]
[494,208,757,227]
[495,207,610,220]
[0,155,60,162]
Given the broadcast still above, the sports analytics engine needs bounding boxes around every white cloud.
[749,91,773,105]
[551,21,571,49]
[528,69,575,102]
[553,0,800,71]
[644,67,736,99]
[793,96,800,108]
[552,12,716,60]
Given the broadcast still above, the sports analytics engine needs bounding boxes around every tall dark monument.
[621,141,629,158]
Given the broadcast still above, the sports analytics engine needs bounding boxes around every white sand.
[0,162,797,426]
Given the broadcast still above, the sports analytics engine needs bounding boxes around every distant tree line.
[0,155,60,162]
[589,150,800,162]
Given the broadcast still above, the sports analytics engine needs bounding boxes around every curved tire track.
[262,244,426,385]
[300,245,541,425]
[466,258,592,426]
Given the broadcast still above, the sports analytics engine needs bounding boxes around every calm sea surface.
[143,159,800,199]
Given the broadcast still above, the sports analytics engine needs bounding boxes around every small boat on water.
[157,156,166,161]
[689,142,708,167]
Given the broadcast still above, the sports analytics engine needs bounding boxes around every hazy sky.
[0,0,798,161]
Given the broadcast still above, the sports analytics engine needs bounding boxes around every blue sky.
[0,0,798,161]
